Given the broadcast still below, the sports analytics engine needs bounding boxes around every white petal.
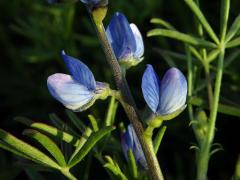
[130,23,144,58]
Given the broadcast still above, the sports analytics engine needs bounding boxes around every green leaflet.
[69,127,92,163]
[0,129,60,170]
[147,29,216,48]
[88,115,99,132]
[153,126,167,154]
[15,117,79,146]
[226,36,240,48]
[68,126,115,168]
[219,0,230,41]
[23,129,66,167]
[127,149,138,179]
[150,18,176,30]
[104,156,128,180]
[49,113,79,137]
[105,97,118,126]
[184,0,219,44]
[225,14,240,42]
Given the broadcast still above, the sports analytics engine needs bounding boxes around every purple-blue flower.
[121,124,147,169]
[47,51,108,111]
[80,0,108,7]
[142,65,187,116]
[106,12,144,68]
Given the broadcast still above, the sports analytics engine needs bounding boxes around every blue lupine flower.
[80,0,108,7]
[106,12,144,68]
[121,124,147,169]
[47,51,108,111]
[142,65,187,116]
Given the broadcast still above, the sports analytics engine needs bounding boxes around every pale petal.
[47,73,95,111]
[130,23,144,58]
[158,68,187,115]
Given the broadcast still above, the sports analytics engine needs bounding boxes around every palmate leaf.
[49,113,79,137]
[104,156,128,180]
[68,126,115,168]
[23,129,66,167]
[15,117,80,146]
[184,0,219,44]
[0,129,60,170]
[69,127,92,162]
[147,29,216,48]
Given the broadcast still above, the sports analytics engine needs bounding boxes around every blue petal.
[158,68,187,115]
[130,23,144,58]
[127,125,147,169]
[142,65,161,113]
[106,12,136,60]
[61,51,96,90]
[121,129,133,162]
[47,73,95,111]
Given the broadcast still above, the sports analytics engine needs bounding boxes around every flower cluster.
[46,0,188,170]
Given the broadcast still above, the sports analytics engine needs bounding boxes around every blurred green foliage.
[0,0,240,179]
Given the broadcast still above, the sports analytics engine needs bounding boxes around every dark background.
[0,0,240,179]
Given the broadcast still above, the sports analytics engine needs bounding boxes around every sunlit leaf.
[0,129,60,170]
[68,126,115,168]
[23,129,66,167]
[15,118,79,146]
[147,29,216,48]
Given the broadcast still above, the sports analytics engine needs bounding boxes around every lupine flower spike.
[106,12,144,69]
[47,51,109,111]
[142,65,187,125]
[121,124,147,170]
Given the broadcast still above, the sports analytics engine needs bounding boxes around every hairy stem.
[90,8,164,180]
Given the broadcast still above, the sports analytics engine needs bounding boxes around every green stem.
[61,168,77,180]
[186,45,194,122]
[196,46,225,180]
[90,8,164,180]
[204,63,213,108]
